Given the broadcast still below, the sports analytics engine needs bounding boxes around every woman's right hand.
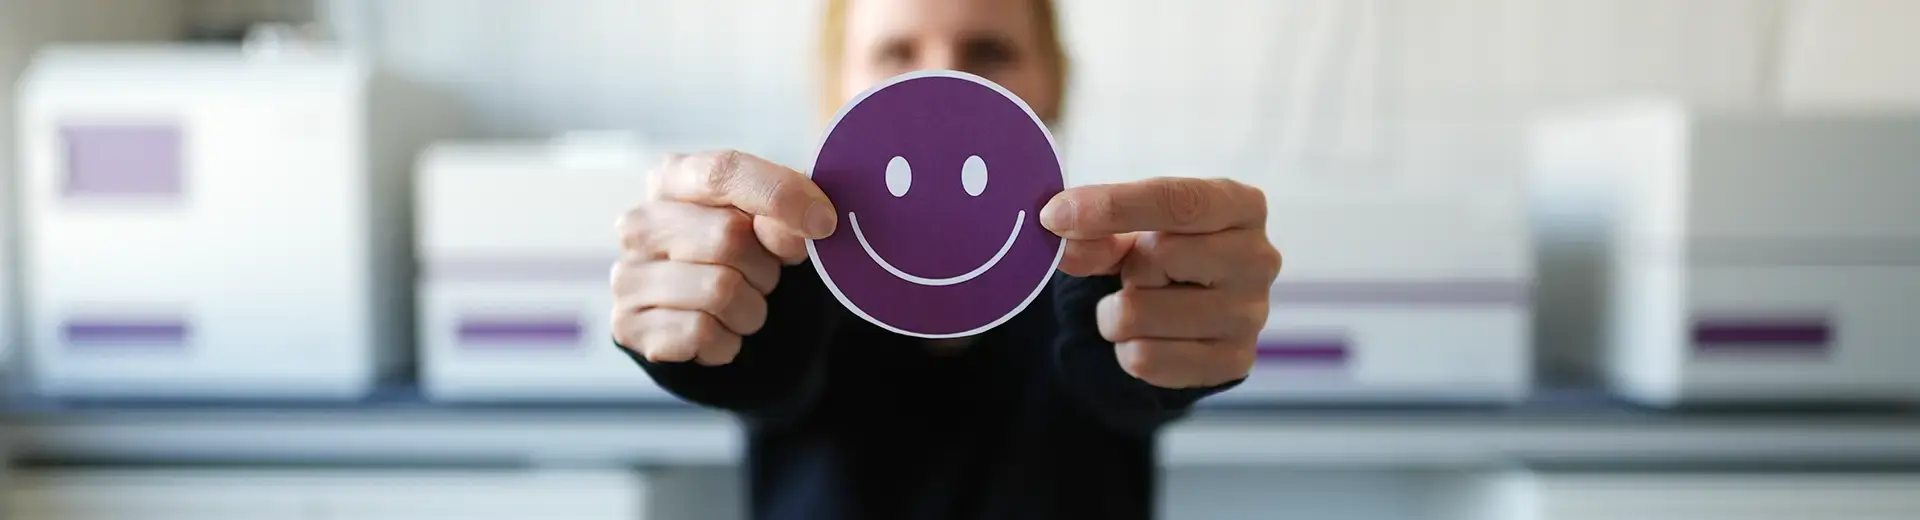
[612,150,837,366]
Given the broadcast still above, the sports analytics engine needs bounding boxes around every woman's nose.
[918,45,963,72]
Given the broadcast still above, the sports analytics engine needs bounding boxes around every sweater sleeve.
[1048,273,1244,435]
[619,262,839,426]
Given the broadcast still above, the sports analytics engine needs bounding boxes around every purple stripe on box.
[62,319,191,348]
[424,257,614,283]
[61,123,185,198]
[1255,335,1351,366]
[1691,315,1832,355]
[457,317,585,349]
[1270,279,1528,307]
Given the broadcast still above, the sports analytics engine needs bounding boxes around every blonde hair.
[816,0,1070,124]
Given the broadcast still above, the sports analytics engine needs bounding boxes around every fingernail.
[1041,197,1076,233]
[804,201,837,238]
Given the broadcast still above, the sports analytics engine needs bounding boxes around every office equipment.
[14,43,451,398]
[416,135,673,401]
[1439,470,1920,520]
[1531,100,1920,406]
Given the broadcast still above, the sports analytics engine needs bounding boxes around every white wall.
[333,0,822,165]
[309,0,1920,185]
[1777,0,1920,109]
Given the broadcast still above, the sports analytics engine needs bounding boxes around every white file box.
[1439,470,1920,520]
[1208,120,1534,404]
[1531,100,1920,406]
[4,470,651,520]
[416,136,672,401]
[14,44,452,398]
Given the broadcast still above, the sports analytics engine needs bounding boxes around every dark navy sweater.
[627,263,1237,520]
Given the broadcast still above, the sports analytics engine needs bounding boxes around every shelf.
[6,389,1920,469]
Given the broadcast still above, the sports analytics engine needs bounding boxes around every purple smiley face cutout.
[807,70,1065,339]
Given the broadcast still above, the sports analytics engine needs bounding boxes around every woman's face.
[839,0,1061,121]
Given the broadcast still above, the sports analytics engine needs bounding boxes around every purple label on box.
[456,315,584,349]
[62,317,191,349]
[806,70,1065,339]
[1691,313,1833,356]
[1255,334,1352,367]
[61,123,185,199]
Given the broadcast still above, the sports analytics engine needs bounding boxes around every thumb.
[754,215,812,265]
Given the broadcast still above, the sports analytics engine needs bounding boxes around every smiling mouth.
[848,210,1025,287]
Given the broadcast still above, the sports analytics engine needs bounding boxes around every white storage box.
[14,44,452,398]
[416,136,671,401]
[1208,121,1534,404]
[1531,101,1920,406]
[4,469,651,520]
[1440,470,1920,520]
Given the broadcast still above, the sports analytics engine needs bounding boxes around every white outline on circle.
[805,69,1068,339]
[849,210,1025,287]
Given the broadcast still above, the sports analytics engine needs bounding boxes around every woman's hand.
[1042,178,1283,389]
[612,150,837,366]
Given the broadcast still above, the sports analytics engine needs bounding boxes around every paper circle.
[806,70,1066,338]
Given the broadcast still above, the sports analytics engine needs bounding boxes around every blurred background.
[3,0,1920,519]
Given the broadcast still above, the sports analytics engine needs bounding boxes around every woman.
[610,0,1281,518]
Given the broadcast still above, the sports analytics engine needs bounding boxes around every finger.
[1118,229,1282,289]
[651,150,838,239]
[1041,177,1266,239]
[1096,288,1269,342]
[693,319,745,366]
[616,203,782,293]
[1056,234,1137,277]
[1115,337,1258,389]
[612,261,768,335]
[754,215,811,265]
[614,308,741,366]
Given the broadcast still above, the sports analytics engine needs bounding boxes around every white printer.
[415,134,673,401]
[13,43,452,398]
[1531,100,1920,406]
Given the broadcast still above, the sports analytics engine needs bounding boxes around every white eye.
[885,156,911,197]
[961,155,987,197]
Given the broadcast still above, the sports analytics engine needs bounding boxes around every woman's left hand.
[1041,177,1282,389]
